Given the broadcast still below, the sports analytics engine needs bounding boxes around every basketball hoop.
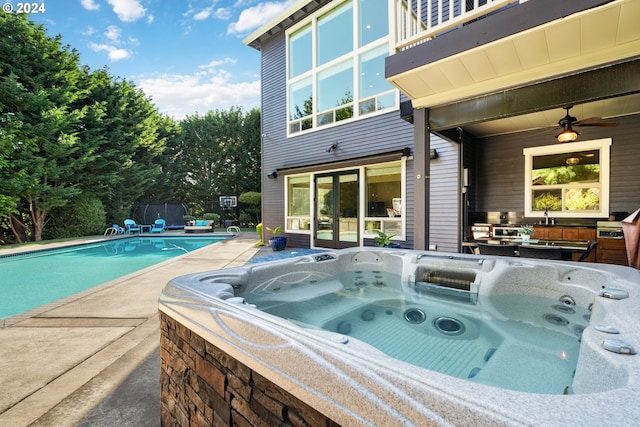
[219,196,237,208]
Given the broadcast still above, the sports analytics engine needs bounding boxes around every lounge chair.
[184,220,214,233]
[124,219,141,234]
[151,219,166,233]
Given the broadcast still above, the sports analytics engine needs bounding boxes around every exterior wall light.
[267,171,278,179]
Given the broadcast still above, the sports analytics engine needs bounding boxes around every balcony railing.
[393,0,524,51]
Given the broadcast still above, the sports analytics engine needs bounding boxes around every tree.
[0,13,87,241]
[163,107,261,212]
[0,14,169,241]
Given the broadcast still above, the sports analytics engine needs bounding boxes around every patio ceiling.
[462,92,640,138]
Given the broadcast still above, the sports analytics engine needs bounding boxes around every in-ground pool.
[160,247,640,426]
[0,236,227,319]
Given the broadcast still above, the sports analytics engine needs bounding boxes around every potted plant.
[519,224,535,240]
[267,226,287,251]
[183,215,195,226]
[374,230,401,248]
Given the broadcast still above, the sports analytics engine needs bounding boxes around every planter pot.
[521,235,531,241]
[378,243,401,249]
[269,236,287,251]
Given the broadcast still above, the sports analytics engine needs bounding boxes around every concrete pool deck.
[0,232,262,427]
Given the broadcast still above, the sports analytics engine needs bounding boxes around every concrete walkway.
[0,233,261,427]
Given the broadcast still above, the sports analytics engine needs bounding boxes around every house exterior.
[245,0,640,253]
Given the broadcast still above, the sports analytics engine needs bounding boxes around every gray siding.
[429,135,460,252]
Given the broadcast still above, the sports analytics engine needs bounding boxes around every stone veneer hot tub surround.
[159,248,640,426]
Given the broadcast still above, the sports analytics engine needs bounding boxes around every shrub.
[45,195,106,239]
[202,213,220,224]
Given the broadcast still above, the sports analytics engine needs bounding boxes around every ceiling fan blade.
[573,116,601,125]
[575,122,619,127]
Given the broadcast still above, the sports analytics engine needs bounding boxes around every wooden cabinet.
[597,238,628,266]
[533,226,563,240]
[563,227,596,241]
[532,227,598,262]
[533,226,596,241]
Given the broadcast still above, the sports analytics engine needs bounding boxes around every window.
[317,60,354,125]
[317,2,352,66]
[289,78,313,133]
[359,0,389,47]
[359,44,395,115]
[286,175,311,231]
[289,25,312,78]
[364,164,402,236]
[284,161,405,240]
[523,139,611,218]
[286,0,396,135]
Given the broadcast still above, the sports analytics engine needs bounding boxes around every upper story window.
[523,139,611,218]
[289,24,312,78]
[287,0,396,136]
[318,2,353,65]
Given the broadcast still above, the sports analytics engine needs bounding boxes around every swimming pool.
[0,236,227,319]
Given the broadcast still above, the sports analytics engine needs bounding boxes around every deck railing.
[393,0,525,51]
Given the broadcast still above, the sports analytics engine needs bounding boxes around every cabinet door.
[596,239,628,265]
[579,228,596,241]
[562,228,580,240]
[532,227,546,239]
[547,228,564,240]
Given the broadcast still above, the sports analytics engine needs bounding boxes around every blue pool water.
[0,236,227,319]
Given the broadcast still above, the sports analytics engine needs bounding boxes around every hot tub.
[159,248,640,426]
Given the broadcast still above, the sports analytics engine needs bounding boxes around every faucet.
[544,209,549,225]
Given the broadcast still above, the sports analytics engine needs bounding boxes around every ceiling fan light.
[566,157,580,165]
[557,129,578,143]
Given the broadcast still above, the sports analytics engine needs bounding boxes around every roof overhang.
[386,0,640,111]
[243,0,330,50]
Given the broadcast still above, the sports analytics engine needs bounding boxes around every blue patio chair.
[113,224,125,234]
[124,219,141,234]
[151,219,166,233]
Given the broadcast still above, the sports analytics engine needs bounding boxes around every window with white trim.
[364,163,403,238]
[285,174,311,231]
[287,0,395,136]
[284,161,405,242]
[523,139,611,218]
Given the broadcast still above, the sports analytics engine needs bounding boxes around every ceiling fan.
[555,105,618,143]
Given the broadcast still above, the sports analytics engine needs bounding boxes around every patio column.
[413,108,430,250]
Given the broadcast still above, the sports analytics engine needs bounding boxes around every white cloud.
[81,0,100,11]
[89,42,131,61]
[105,25,122,43]
[83,26,96,36]
[193,6,214,21]
[106,0,147,22]
[199,57,237,69]
[214,8,231,20]
[228,0,296,35]
[133,61,260,119]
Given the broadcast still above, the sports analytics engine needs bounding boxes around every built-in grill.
[492,226,523,240]
[597,221,624,239]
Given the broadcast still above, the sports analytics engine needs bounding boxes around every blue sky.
[26,0,296,119]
